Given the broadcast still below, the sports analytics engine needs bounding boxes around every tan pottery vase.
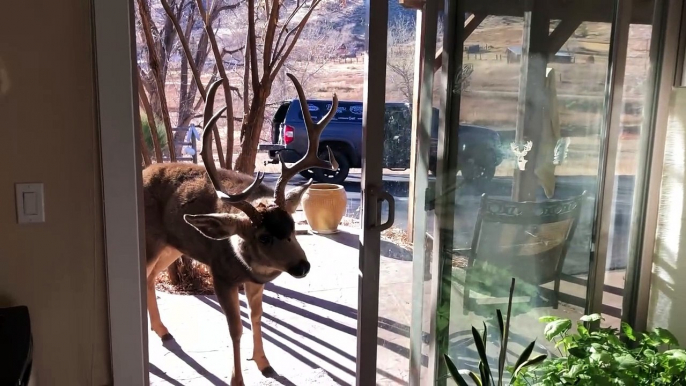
[301,183,347,234]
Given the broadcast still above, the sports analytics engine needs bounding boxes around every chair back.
[469,192,586,285]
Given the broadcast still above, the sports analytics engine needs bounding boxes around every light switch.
[16,183,45,224]
[23,192,37,215]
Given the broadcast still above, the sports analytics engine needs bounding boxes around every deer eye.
[258,234,273,245]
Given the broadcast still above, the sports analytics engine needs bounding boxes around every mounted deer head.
[183,73,339,279]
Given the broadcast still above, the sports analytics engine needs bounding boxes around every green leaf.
[468,372,483,386]
[544,319,572,340]
[496,309,505,342]
[580,314,603,322]
[472,326,492,380]
[654,328,680,346]
[444,354,469,386]
[513,354,547,378]
[615,353,639,371]
[482,322,488,351]
[539,316,561,323]
[513,340,536,374]
[663,349,686,362]
[479,361,490,386]
[562,364,584,379]
[621,322,636,341]
[590,352,613,365]
[568,346,588,358]
[577,324,589,336]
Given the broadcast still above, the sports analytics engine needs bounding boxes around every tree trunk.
[234,87,269,174]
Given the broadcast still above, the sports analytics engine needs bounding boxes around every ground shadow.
[196,295,350,386]
[149,363,185,386]
[161,337,228,385]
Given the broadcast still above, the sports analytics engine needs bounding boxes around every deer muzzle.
[287,260,311,278]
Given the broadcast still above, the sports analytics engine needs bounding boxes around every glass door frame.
[356,0,393,384]
[421,0,682,383]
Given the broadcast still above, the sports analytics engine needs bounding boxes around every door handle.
[374,190,395,232]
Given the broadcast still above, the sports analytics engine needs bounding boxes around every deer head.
[183,74,338,279]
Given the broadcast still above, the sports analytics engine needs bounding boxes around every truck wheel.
[313,150,350,185]
[461,151,496,190]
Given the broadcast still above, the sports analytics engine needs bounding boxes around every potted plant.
[445,278,547,386]
[301,183,347,234]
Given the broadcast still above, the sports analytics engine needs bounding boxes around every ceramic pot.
[301,183,347,234]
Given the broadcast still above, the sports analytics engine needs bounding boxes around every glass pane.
[425,4,639,383]
[602,22,655,328]
[374,7,419,384]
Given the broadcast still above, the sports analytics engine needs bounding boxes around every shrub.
[140,112,168,156]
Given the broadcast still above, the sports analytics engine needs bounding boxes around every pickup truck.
[258,98,505,185]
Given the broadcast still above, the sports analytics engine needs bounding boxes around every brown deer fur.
[142,74,338,386]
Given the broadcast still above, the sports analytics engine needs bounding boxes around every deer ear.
[183,213,249,240]
[283,181,313,214]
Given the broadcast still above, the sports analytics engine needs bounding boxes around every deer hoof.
[261,366,277,378]
[161,333,174,342]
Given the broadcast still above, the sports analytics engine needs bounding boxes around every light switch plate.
[15,183,45,224]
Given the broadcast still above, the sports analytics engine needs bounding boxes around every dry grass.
[155,261,215,295]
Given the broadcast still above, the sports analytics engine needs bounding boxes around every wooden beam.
[463,0,653,25]
[548,19,582,55]
[512,3,550,202]
[433,14,486,72]
[399,0,654,24]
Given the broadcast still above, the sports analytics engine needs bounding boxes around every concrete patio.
[148,223,626,386]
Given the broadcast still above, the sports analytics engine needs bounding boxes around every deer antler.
[274,73,339,208]
[201,78,265,224]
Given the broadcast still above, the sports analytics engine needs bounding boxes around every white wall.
[649,87,686,344]
[0,0,112,384]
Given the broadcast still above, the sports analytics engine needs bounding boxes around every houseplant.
[301,183,347,234]
[512,314,686,385]
[444,278,547,386]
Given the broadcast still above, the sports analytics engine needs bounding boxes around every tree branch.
[247,0,260,93]
[136,0,177,161]
[270,0,324,79]
[196,0,234,168]
[211,0,245,23]
[222,45,246,56]
[273,1,308,57]
[160,0,206,101]
[262,0,281,76]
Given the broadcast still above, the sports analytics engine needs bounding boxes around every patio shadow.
[161,337,229,385]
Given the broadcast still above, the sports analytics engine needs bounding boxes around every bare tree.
[387,14,415,103]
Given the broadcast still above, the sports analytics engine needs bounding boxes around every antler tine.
[273,73,339,208]
[200,79,264,224]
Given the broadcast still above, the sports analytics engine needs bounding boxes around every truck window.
[296,101,364,123]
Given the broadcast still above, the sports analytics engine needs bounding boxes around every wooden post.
[512,2,550,202]
[408,13,487,240]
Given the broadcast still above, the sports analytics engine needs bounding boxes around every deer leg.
[244,282,273,375]
[214,281,245,386]
[146,273,171,339]
[146,246,182,340]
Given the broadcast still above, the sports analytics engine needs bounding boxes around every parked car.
[258,99,505,185]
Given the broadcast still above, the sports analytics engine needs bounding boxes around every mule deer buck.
[142,73,338,385]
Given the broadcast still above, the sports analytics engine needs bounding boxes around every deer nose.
[288,260,310,278]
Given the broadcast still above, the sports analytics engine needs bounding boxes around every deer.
[142,73,338,386]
